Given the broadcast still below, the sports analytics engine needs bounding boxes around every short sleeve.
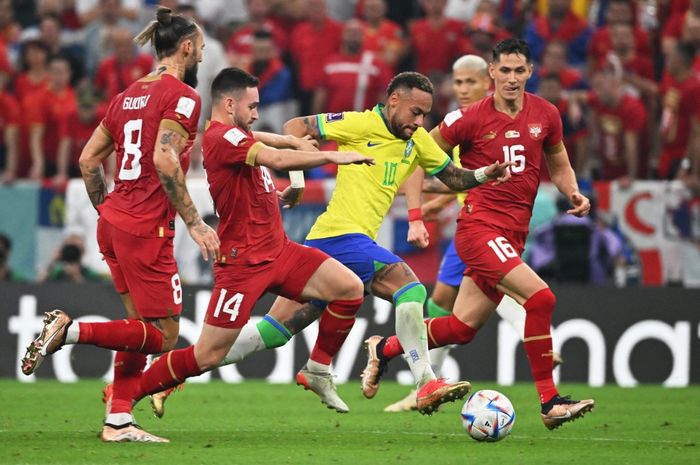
[317,111,369,144]
[24,94,46,127]
[218,127,263,167]
[415,128,450,175]
[438,108,471,148]
[624,99,647,132]
[3,95,20,126]
[161,87,201,139]
[543,104,563,152]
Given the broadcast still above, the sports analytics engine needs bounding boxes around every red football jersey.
[439,93,563,232]
[98,73,201,238]
[202,120,287,265]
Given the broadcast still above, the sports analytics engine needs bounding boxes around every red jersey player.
[122,68,375,436]
[20,8,220,443]
[363,39,595,430]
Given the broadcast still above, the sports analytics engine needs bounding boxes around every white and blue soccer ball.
[461,389,515,442]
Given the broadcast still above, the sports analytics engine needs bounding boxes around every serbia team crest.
[528,123,543,140]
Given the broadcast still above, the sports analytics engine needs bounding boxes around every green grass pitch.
[0,380,697,465]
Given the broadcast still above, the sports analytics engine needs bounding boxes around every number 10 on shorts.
[213,289,244,322]
[487,236,518,263]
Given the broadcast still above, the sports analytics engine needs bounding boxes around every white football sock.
[64,322,80,345]
[496,295,526,340]
[105,412,133,427]
[220,323,265,366]
[396,301,436,387]
[306,359,331,374]
[429,346,451,377]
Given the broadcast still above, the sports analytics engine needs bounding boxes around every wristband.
[289,170,305,188]
[408,208,422,222]
[474,166,489,184]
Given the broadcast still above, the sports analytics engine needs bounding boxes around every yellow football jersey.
[307,105,451,240]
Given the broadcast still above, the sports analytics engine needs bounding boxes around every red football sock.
[109,352,147,414]
[309,297,363,365]
[523,288,559,404]
[136,345,202,401]
[382,315,477,360]
[78,319,163,353]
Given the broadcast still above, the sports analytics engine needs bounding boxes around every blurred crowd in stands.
[0,0,699,287]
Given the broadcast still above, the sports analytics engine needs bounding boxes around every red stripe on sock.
[78,319,163,353]
[136,345,202,401]
[310,297,363,365]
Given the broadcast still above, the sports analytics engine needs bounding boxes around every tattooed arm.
[153,120,220,261]
[282,115,322,140]
[79,124,114,208]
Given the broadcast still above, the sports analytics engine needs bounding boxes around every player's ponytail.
[134,7,198,59]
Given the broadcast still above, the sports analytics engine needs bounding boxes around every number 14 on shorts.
[487,236,517,263]
[213,289,244,321]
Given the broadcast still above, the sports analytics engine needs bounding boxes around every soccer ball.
[461,389,515,442]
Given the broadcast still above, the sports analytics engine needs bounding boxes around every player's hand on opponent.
[292,135,320,152]
[484,161,514,184]
[330,151,375,165]
[407,219,430,248]
[567,191,591,217]
[188,220,220,262]
[278,185,305,209]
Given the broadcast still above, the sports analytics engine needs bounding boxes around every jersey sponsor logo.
[122,95,151,110]
[367,141,381,147]
[175,96,196,118]
[223,127,248,146]
[505,130,520,139]
[443,109,463,127]
[483,131,497,140]
[325,112,344,122]
[528,123,543,140]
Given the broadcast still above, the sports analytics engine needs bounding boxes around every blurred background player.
[124,68,374,435]
[20,7,220,443]
[362,39,594,430]
[384,54,562,413]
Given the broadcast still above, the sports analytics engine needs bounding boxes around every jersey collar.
[373,104,391,132]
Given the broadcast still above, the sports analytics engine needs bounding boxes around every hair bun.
[156,7,173,26]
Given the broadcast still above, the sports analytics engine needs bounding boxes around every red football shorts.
[454,219,528,303]
[97,217,182,319]
[205,241,330,329]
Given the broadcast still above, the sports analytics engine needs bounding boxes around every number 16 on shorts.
[487,236,518,263]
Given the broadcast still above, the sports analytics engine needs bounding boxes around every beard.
[183,62,199,88]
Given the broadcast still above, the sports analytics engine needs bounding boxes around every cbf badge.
[403,139,415,163]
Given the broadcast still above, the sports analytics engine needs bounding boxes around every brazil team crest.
[528,123,543,140]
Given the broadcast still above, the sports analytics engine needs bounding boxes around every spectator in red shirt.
[659,41,700,179]
[604,22,657,99]
[313,19,389,113]
[662,0,700,56]
[94,27,154,102]
[289,0,343,115]
[409,0,465,80]
[0,62,19,184]
[588,0,651,66]
[457,12,510,63]
[227,0,288,71]
[524,0,591,66]
[527,40,586,93]
[38,14,85,85]
[23,54,77,183]
[586,68,648,185]
[66,90,108,181]
[360,0,405,71]
[14,39,49,103]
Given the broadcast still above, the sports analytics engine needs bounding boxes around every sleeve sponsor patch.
[325,112,344,122]
[175,96,196,118]
[223,127,248,146]
[443,109,463,127]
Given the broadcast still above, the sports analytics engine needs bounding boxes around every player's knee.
[525,288,556,316]
[337,274,364,301]
[394,282,427,306]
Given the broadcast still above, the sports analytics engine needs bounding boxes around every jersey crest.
[528,123,543,140]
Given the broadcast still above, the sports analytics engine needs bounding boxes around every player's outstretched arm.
[254,146,374,171]
[434,160,512,191]
[79,125,114,208]
[153,121,220,261]
[545,146,590,217]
